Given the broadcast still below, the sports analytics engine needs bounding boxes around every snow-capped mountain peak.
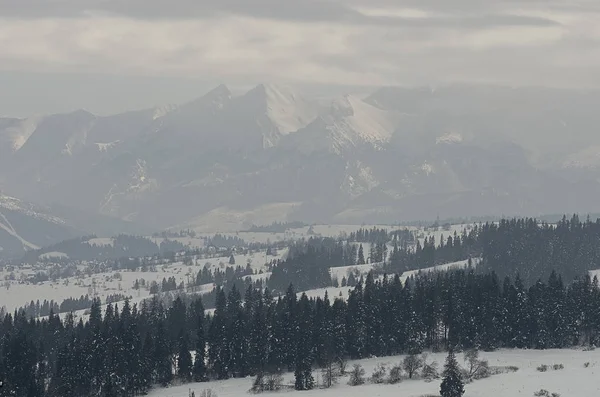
[285,94,401,155]
[0,116,43,152]
[237,83,320,135]
[325,94,400,144]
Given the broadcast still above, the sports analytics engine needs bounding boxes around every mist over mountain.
[2,83,600,237]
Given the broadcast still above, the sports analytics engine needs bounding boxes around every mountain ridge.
[3,83,600,232]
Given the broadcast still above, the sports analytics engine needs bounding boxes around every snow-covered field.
[147,348,600,397]
[0,248,288,313]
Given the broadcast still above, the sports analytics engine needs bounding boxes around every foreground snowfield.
[148,349,600,397]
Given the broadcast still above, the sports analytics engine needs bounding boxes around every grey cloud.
[0,0,560,27]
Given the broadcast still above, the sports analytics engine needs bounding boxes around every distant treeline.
[244,221,308,233]
[22,235,187,263]
[14,293,133,318]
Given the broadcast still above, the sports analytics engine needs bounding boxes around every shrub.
[249,372,284,393]
[403,354,425,379]
[463,349,490,381]
[370,363,388,384]
[422,362,440,382]
[489,366,519,375]
[348,364,366,386]
[321,362,339,389]
[264,373,284,391]
[537,364,548,372]
[533,390,560,397]
[584,362,590,368]
[388,365,403,384]
[552,364,564,370]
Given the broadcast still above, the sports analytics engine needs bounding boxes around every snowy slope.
[287,94,401,154]
[0,195,79,257]
[146,348,600,397]
[562,145,600,169]
[226,83,321,149]
[0,116,42,154]
[0,247,289,314]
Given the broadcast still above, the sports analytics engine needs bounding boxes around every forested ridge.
[1,268,600,397]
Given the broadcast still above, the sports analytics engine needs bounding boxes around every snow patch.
[436,131,463,144]
[39,251,69,260]
[94,140,121,152]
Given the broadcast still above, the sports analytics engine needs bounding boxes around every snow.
[39,251,69,260]
[146,348,600,397]
[330,263,379,283]
[258,83,320,135]
[292,95,402,154]
[0,194,66,225]
[300,286,351,301]
[94,140,121,152]
[398,259,478,284]
[85,237,115,247]
[0,116,41,151]
[436,132,464,145]
[328,94,398,144]
[0,211,40,250]
[0,248,288,314]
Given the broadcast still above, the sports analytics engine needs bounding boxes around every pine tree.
[440,349,464,397]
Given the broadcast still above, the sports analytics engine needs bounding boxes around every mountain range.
[2,82,600,251]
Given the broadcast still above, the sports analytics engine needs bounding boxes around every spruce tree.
[440,349,464,397]
[358,244,365,265]
[177,330,193,382]
[192,314,208,382]
[294,294,314,391]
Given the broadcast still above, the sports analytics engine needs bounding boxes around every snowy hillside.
[0,247,289,315]
[286,94,401,155]
[147,349,600,397]
[0,194,79,257]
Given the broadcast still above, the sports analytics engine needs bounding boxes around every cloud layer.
[1,0,599,115]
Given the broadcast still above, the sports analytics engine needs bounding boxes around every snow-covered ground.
[399,259,479,284]
[330,263,380,283]
[417,223,475,248]
[147,348,600,397]
[0,248,288,313]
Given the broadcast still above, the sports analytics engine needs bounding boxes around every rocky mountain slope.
[0,195,79,257]
[2,83,600,232]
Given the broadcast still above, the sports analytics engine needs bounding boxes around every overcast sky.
[2,0,600,116]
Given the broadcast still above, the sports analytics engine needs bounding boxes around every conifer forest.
[1,216,600,396]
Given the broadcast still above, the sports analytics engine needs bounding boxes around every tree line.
[1,267,599,397]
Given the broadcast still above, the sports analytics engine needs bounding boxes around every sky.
[1,0,600,116]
